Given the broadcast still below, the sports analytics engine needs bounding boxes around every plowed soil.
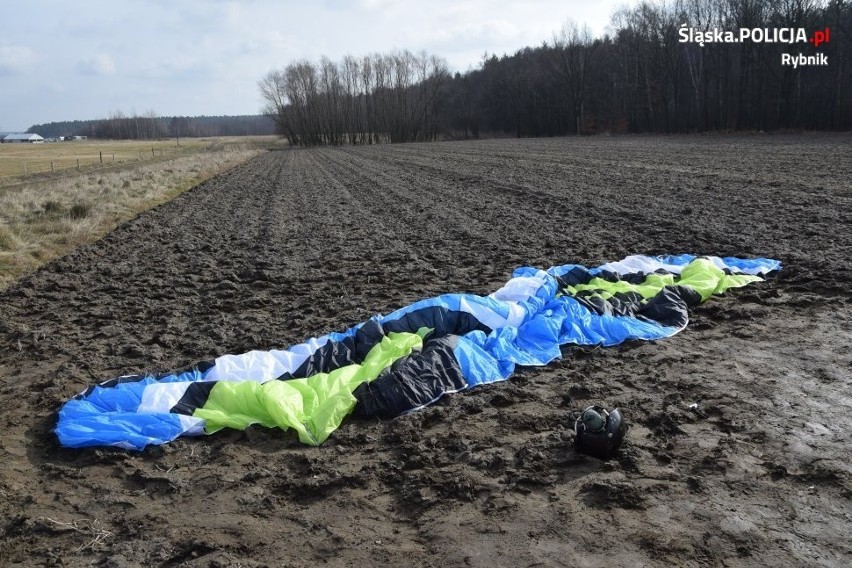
[1,135,850,567]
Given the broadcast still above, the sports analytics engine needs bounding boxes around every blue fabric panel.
[379,293,512,325]
[484,312,563,366]
[511,266,541,279]
[454,333,514,386]
[655,254,780,274]
[55,375,201,449]
[158,368,208,384]
[483,326,555,367]
[532,272,558,302]
[56,404,190,450]
[718,256,782,273]
[79,379,150,412]
[545,264,587,279]
[324,320,366,343]
[656,253,697,266]
[550,297,678,346]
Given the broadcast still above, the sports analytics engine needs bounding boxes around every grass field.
[0,136,276,183]
[0,137,275,288]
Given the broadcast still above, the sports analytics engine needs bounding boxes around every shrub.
[42,200,62,215]
[69,202,91,219]
[0,226,15,250]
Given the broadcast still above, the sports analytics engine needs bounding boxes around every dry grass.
[0,136,275,182]
[36,517,113,552]
[0,138,272,288]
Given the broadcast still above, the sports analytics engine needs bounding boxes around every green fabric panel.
[564,259,762,303]
[192,381,278,431]
[566,273,676,300]
[677,259,762,301]
[193,332,423,445]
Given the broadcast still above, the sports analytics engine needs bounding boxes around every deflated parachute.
[55,254,781,450]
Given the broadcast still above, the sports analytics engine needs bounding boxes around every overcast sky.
[0,0,633,131]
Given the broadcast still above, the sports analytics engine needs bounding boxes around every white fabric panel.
[137,382,192,414]
[596,254,765,276]
[707,256,730,271]
[178,415,206,436]
[459,296,509,331]
[490,275,547,303]
[706,256,754,274]
[595,255,686,276]
[504,303,528,328]
[206,336,329,383]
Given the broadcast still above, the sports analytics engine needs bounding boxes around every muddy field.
[0,134,850,567]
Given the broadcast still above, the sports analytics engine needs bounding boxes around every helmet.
[573,405,628,459]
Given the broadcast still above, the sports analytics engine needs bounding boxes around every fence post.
[152,147,155,158]
[51,161,55,173]
[76,158,80,171]
[112,153,115,162]
[100,150,103,164]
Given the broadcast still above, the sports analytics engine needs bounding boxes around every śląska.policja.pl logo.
[678,25,832,68]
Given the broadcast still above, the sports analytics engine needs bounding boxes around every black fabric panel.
[284,335,357,380]
[195,360,216,375]
[354,318,388,360]
[381,305,492,338]
[592,269,624,283]
[669,284,703,307]
[283,319,386,380]
[571,292,613,316]
[171,381,217,415]
[282,306,489,381]
[573,290,647,318]
[605,291,648,316]
[569,285,696,329]
[352,336,466,420]
[636,285,695,329]
[554,266,595,287]
[585,267,678,285]
[619,271,653,285]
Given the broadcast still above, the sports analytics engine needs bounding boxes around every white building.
[2,133,45,143]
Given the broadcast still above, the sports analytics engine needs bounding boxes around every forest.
[27,114,276,140]
[259,0,851,145]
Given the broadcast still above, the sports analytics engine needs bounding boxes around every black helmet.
[573,405,628,459]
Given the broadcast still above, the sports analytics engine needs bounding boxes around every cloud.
[429,20,525,48]
[322,0,400,11]
[0,43,37,74]
[0,0,636,128]
[76,54,116,76]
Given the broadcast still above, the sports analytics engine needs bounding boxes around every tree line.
[261,0,850,145]
[28,114,277,140]
[259,51,449,145]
